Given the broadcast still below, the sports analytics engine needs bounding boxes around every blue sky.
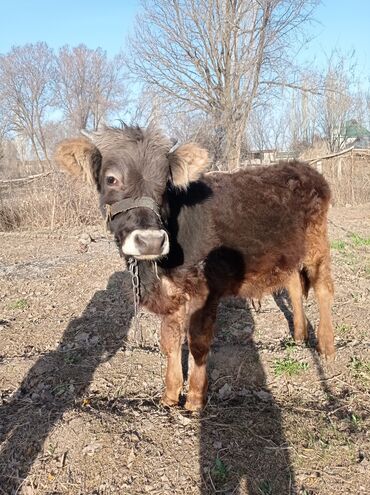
[302,0,370,76]
[0,0,369,76]
[0,0,139,55]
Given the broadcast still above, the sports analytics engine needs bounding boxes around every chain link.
[127,256,144,345]
[127,257,140,313]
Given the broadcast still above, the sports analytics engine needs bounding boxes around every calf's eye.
[106,176,117,186]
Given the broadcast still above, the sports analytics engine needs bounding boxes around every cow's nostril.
[135,233,148,248]
[160,232,166,247]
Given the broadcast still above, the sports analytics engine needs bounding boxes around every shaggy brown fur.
[55,124,335,411]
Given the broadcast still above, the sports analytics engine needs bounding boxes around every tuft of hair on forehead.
[87,123,171,157]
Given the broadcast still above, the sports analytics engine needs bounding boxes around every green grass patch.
[331,240,346,252]
[349,234,370,247]
[273,357,309,377]
[280,337,298,352]
[350,357,370,383]
[349,413,362,430]
[63,352,81,365]
[52,383,71,397]
[211,457,228,483]
[281,337,298,356]
[258,480,273,495]
[331,234,370,255]
[8,298,28,310]
[336,323,352,335]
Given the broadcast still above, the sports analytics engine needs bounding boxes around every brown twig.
[0,171,55,184]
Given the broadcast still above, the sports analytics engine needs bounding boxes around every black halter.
[104,196,161,224]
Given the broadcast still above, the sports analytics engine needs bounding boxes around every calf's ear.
[168,143,209,188]
[54,137,102,189]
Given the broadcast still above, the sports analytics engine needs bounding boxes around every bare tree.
[0,42,55,170]
[0,139,23,179]
[247,95,294,152]
[55,44,127,132]
[0,103,8,166]
[258,51,367,156]
[128,85,226,164]
[127,0,318,169]
[127,85,168,127]
[366,85,370,130]
[315,51,362,152]
[285,72,323,153]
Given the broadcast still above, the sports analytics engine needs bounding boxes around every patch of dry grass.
[0,173,100,231]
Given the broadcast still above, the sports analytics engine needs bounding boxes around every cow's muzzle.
[104,196,169,260]
[122,229,169,260]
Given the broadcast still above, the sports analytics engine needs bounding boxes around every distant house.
[353,135,370,149]
[243,150,276,165]
[242,149,297,166]
[341,120,370,150]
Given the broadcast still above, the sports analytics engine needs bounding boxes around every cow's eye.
[106,176,117,186]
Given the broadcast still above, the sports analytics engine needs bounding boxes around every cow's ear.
[54,137,102,189]
[168,143,209,188]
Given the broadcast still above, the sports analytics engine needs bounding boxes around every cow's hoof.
[293,325,308,342]
[184,397,204,412]
[161,394,179,407]
[317,342,335,360]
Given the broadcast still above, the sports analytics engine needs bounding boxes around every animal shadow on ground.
[199,298,296,495]
[0,271,133,494]
[274,290,342,411]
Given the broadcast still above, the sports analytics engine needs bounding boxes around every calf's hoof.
[293,333,308,343]
[317,341,335,360]
[161,393,179,407]
[293,322,308,342]
[184,394,205,412]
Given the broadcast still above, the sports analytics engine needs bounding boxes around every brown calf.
[55,124,335,411]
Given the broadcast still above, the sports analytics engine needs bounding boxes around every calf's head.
[54,125,209,260]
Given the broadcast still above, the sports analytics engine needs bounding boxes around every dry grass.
[0,173,100,231]
[309,150,370,206]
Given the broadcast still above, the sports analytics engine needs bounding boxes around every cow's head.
[54,124,209,260]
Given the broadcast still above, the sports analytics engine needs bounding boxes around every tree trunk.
[29,135,45,173]
[217,116,244,170]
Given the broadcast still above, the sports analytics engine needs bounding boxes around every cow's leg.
[308,254,335,357]
[185,295,218,411]
[287,270,308,342]
[160,305,187,407]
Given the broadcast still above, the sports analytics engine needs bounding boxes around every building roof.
[353,135,370,149]
[345,120,370,139]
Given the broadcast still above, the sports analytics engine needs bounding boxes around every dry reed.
[0,173,100,231]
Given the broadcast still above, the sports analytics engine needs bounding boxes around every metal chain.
[127,256,144,345]
[127,257,140,313]
[126,258,163,347]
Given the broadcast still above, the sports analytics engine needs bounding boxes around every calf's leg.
[309,255,335,357]
[185,295,218,411]
[287,270,308,342]
[304,213,335,357]
[160,305,187,406]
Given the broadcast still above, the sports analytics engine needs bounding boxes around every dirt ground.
[0,205,369,495]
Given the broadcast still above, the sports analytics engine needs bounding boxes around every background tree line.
[0,42,125,176]
[1,0,369,178]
